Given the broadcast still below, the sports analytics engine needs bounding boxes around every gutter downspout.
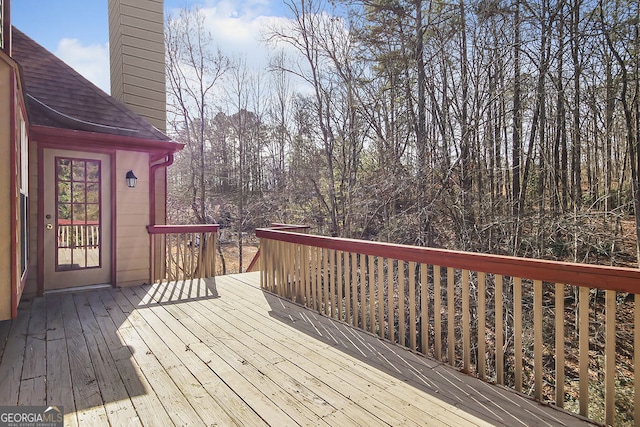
[149,154,174,226]
[148,154,174,284]
[149,153,174,284]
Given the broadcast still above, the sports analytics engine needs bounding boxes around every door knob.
[46,224,53,230]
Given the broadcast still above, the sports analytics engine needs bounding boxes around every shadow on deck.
[0,272,594,426]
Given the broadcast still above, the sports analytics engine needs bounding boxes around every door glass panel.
[56,157,101,270]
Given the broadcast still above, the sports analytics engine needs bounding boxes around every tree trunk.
[511,0,522,254]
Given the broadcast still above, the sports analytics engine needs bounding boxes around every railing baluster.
[285,242,291,298]
[186,232,192,278]
[462,269,470,373]
[337,250,343,321]
[179,233,186,279]
[420,263,428,356]
[329,249,335,318]
[496,274,504,385]
[409,261,417,351]
[150,234,156,284]
[313,246,320,311]
[352,252,358,328]
[277,241,285,294]
[534,279,543,401]
[269,239,275,292]
[290,242,295,298]
[387,258,394,342]
[514,277,523,392]
[291,242,298,300]
[398,261,405,346]
[304,245,310,307]
[361,255,367,331]
[344,251,351,323]
[277,240,283,293]
[192,232,199,278]
[555,282,564,408]
[323,248,329,315]
[579,285,589,417]
[605,288,615,426]
[202,232,208,278]
[478,272,486,380]
[434,265,441,361]
[369,255,376,334]
[292,244,298,300]
[447,267,455,366]
[378,257,385,339]
[201,232,207,278]
[166,234,173,282]
[210,232,216,277]
[635,293,640,425]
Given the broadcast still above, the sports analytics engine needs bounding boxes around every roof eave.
[30,125,184,158]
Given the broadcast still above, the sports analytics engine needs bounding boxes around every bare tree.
[165,6,229,223]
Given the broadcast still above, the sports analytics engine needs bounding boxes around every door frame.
[37,142,117,295]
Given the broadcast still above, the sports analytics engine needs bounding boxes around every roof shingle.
[11,27,171,142]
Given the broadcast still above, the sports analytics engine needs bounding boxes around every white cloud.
[55,38,111,94]
[51,2,308,98]
[181,5,297,72]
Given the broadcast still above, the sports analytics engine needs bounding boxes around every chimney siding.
[1,0,11,55]
[108,0,166,133]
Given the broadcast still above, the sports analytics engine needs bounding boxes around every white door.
[43,149,111,290]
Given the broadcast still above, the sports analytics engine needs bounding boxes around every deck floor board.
[0,272,595,426]
[0,301,31,406]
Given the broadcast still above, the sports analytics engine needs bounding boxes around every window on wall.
[19,118,28,277]
[0,0,4,51]
[56,157,102,271]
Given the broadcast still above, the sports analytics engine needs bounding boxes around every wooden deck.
[0,272,593,426]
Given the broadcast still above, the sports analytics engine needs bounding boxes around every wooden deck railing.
[58,224,100,248]
[256,227,640,426]
[147,224,219,283]
[246,224,311,272]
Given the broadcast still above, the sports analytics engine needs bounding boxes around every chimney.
[1,0,11,55]
[108,0,166,133]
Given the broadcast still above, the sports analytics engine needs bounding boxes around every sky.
[11,0,293,94]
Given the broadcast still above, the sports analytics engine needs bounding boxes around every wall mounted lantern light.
[125,170,137,188]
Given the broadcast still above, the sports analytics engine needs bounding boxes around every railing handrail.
[269,223,311,231]
[147,224,220,234]
[255,228,640,293]
[246,248,261,272]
